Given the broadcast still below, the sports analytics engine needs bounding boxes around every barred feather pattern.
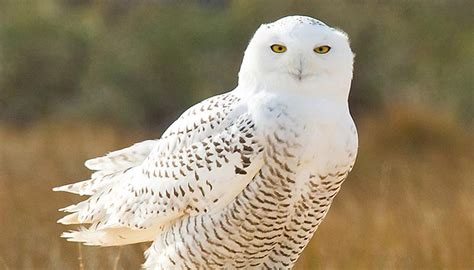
[144,99,357,269]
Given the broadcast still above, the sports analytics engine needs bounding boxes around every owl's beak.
[289,56,310,81]
[296,58,304,80]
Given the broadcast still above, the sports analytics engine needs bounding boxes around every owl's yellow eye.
[270,44,287,53]
[314,45,331,54]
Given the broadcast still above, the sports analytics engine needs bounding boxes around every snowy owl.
[54,15,358,269]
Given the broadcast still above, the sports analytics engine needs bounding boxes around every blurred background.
[0,0,472,269]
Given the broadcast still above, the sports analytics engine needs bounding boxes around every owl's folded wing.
[54,113,264,246]
[55,92,243,196]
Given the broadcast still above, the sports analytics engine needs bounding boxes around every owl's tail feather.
[62,225,161,246]
[53,140,156,196]
[54,140,161,247]
[84,140,156,172]
[53,169,127,196]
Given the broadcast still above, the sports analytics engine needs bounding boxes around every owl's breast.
[299,113,358,175]
[249,92,358,173]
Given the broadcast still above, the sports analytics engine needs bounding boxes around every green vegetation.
[0,1,472,269]
[1,1,472,125]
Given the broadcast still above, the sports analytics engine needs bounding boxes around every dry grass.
[0,106,472,269]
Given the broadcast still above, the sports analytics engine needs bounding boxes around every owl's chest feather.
[253,94,358,175]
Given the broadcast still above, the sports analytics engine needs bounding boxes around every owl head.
[238,16,354,100]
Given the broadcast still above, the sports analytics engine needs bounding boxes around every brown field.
[0,105,472,270]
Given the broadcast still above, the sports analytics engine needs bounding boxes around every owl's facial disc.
[239,15,354,97]
[263,21,348,83]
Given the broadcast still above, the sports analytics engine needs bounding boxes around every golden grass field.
[0,105,472,270]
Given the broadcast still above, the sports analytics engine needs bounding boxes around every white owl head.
[238,16,354,100]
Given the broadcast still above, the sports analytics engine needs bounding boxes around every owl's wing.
[55,93,243,196]
[54,94,264,246]
[83,140,157,174]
